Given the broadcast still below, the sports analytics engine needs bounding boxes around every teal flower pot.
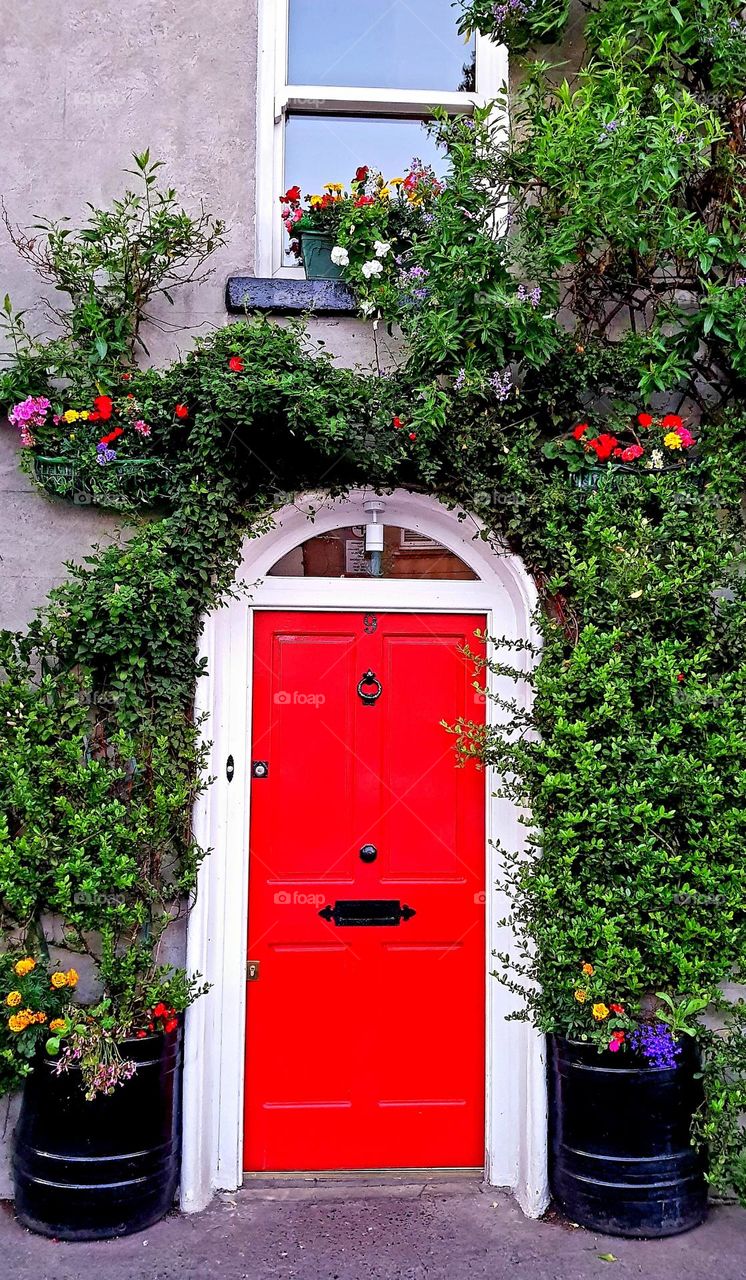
[297,231,343,281]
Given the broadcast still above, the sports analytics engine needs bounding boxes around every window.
[256,0,506,276]
[268,526,477,579]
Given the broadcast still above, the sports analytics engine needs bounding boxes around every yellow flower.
[574,989,587,1003]
[582,963,594,976]
[14,958,35,977]
[310,195,323,207]
[389,177,404,186]
[592,1002,610,1021]
[663,431,683,450]
[63,409,80,423]
[49,1018,66,1033]
[79,411,90,420]
[8,1013,30,1033]
[50,971,68,989]
[66,969,79,988]
[378,187,391,199]
[5,991,22,1007]
[323,183,343,193]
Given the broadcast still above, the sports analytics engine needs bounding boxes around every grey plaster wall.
[1,0,258,362]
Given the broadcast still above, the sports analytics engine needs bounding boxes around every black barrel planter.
[13,1025,182,1240]
[549,1035,707,1238]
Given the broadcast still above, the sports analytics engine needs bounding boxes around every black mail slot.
[318,900,416,927]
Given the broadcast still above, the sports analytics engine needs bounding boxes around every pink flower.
[621,444,644,462]
[133,419,151,437]
[608,1038,622,1052]
[676,427,695,448]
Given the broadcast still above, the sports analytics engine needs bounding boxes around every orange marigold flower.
[574,989,587,1003]
[34,1011,47,1024]
[5,991,22,1007]
[66,969,79,988]
[14,957,36,977]
[581,963,594,976]
[50,972,68,989]
[8,1013,30,1033]
[49,1018,66,1033]
[592,1002,610,1021]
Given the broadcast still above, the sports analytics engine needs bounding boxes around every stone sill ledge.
[226,276,357,316]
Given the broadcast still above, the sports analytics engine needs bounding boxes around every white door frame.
[181,489,549,1217]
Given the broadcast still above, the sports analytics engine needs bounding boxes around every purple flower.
[517,284,542,308]
[599,119,620,141]
[454,368,467,391]
[629,1021,682,1070]
[489,368,513,402]
[96,446,117,466]
[9,396,51,446]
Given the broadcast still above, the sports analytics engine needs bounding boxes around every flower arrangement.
[567,961,704,1065]
[279,162,443,308]
[1,952,205,1099]
[545,409,697,472]
[7,386,156,466]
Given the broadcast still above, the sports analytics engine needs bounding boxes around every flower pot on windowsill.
[548,1035,707,1238]
[297,230,344,281]
[13,1025,182,1241]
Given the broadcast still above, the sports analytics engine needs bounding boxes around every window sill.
[226,276,357,316]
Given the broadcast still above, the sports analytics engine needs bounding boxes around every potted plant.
[279,162,442,293]
[542,409,698,488]
[548,974,709,1237]
[2,952,206,1240]
[8,389,169,507]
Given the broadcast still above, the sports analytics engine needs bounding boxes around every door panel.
[245,611,486,1171]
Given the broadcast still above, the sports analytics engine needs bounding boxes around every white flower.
[373,240,391,258]
[361,259,384,278]
[330,246,349,266]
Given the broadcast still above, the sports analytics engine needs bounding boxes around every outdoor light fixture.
[363,500,385,576]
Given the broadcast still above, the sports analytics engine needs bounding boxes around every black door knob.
[360,844,378,863]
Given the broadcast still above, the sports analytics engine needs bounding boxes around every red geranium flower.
[587,433,618,461]
[637,412,653,428]
[135,1029,147,1039]
[677,671,685,682]
[409,432,417,441]
[99,426,124,446]
[165,1018,179,1034]
[661,413,683,430]
[229,356,245,373]
[93,394,114,420]
[354,195,375,207]
[572,423,588,440]
[282,185,301,203]
[392,416,403,429]
[174,403,189,419]
[121,372,132,382]
[355,166,369,183]
[610,1003,625,1015]
[153,1002,168,1019]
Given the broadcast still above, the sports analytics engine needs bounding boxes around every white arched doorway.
[181,489,548,1217]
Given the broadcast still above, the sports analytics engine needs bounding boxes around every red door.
[244,611,486,1171]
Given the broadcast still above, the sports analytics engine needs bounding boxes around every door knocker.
[357,670,383,706]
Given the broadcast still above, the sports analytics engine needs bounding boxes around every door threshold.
[243,1168,483,1185]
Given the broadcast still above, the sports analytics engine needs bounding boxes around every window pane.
[285,115,445,201]
[288,0,475,92]
[269,527,477,579]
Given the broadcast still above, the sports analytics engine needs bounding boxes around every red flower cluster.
[174,403,189,419]
[228,356,245,373]
[89,394,114,423]
[134,1002,179,1038]
[99,426,123,446]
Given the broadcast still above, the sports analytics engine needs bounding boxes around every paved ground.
[1,1180,744,1280]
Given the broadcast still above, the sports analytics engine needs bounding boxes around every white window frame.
[255,0,508,277]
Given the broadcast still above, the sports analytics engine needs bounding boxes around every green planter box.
[297,230,344,281]
[32,455,167,507]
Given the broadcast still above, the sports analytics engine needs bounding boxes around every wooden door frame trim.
[182,489,549,1218]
